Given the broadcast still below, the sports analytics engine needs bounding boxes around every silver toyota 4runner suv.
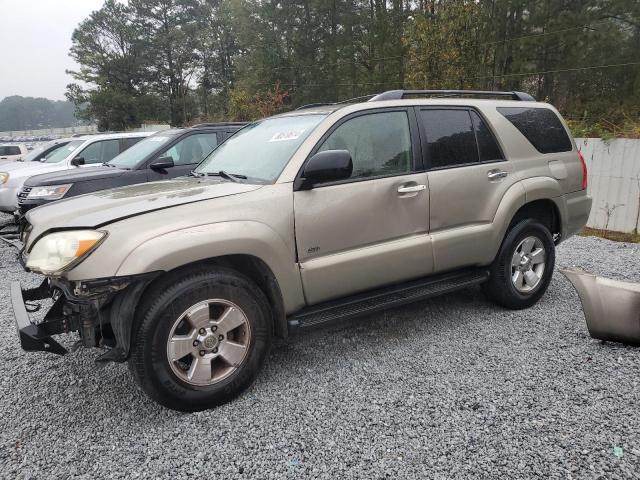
[12,90,591,411]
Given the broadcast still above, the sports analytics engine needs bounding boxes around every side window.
[470,111,503,162]
[0,146,21,155]
[79,139,121,164]
[497,107,572,154]
[121,136,144,150]
[159,133,218,166]
[419,109,478,168]
[318,111,412,180]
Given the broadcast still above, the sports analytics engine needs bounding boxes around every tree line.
[67,0,640,136]
[0,96,79,132]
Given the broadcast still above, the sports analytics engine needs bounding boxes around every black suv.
[17,123,246,215]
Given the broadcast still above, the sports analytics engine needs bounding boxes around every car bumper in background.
[0,186,20,213]
[17,198,46,215]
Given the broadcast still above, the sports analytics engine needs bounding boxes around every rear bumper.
[10,280,67,355]
[559,190,592,241]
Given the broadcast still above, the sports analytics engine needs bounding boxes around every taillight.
[578,150,588,190]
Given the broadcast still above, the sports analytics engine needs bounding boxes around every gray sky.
[0,0,105,101]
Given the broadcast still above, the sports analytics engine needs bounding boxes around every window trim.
[415,106,507,171]
[293,107,423,191]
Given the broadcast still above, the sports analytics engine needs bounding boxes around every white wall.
[0,125,98,137]
[0,124,170,138]
[576,138,640,233]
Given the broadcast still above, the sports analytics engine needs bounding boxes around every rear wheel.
[129,267,271,411]
[483,219,555,309]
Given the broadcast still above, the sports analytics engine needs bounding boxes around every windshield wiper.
[189,170,204,177]
[102,162,116,168]
[205,170,247,183]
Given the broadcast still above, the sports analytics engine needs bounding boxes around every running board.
[287,268,489,331]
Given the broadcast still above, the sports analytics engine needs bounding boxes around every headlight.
[26,230,107,275]
[27,184,72,200]
[0,172,8,184]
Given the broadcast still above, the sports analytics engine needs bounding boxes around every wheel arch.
[136,254,289,339]
[508,199,561,241]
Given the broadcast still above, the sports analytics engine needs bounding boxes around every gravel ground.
[1,213,639,479]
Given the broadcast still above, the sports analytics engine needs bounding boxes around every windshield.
[22,141,68,162]
[43,140,85,163]
[109,134,176,169]
[196,114,326,182]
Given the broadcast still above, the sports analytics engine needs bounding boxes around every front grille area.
[17,186,32,204]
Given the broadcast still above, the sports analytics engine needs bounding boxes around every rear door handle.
[487,170,508,180]
[397,184,426,194]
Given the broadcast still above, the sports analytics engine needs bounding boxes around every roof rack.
[295,102,334,110]
[369,89,536,102]
[296,94,380,111]
[190,122,248,128]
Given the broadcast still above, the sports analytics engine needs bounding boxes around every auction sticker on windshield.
[269,129,306,142]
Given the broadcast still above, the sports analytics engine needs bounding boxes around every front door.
[293,109,433,305]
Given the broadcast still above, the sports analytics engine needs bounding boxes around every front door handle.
[397,184,426,194]
[487,170,508,180]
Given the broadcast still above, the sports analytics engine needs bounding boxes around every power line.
[478,20,608,47]
[257,18,631,72]
[269,55,403,71]
[464,61,640,80]
[255,61,640,89]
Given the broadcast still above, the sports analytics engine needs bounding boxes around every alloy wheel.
[166,299,251,386]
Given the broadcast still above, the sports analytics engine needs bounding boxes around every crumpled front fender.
[561,268,640,345]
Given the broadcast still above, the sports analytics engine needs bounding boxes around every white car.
[0,144,28,161]
[17,138,73,163]
[0,132,152,213]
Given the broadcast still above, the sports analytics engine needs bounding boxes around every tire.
[128,267,272,412]
[482,219,555,310]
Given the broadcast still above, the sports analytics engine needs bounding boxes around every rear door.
[293,108,433,305]
[417,107,518,271]
[147,132,219,180]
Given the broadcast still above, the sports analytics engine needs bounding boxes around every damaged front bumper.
[11,272,160,362]
[11,280,68,355]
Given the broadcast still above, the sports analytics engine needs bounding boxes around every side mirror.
[301,150,352,189]
[149,156,175,171]
[71,157,85,167]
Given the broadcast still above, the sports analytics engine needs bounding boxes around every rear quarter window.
[497,107,573,154]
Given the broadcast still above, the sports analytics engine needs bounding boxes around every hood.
[25,165,126,187]
[0,160,66,181]
[26,177,263,230]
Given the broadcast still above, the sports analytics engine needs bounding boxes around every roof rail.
[295,103,334,110]
[190,122,248,128]
[296,94,380,111]
[369,89,536,102]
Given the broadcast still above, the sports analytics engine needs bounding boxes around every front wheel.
[128,268,272,411]
[483,219,555,309]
